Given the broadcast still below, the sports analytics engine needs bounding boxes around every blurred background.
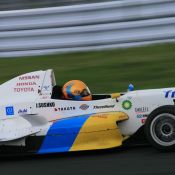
[1,0,175,93]
[0,0,113,10]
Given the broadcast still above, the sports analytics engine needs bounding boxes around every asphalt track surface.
[1,146,175,175]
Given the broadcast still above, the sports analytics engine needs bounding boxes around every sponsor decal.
[127,96,132,100]
[19,75,39,81]
[16,82,37,86]
[74,90,81,95]
[93,105,115,109]
[14,87,34,92]
[135,107,149,114]
[36,102,55,108]
[141,118,147,124]
[92,114,108,119]
[54,106,76,111]
[122,100,132,110]
[43,85,50,91]
[79,104,89,110]
[6,106,14,116]
[18,109,27,114]
[164,90,175,98]
[136,114,148,119]
[41,96,49,99]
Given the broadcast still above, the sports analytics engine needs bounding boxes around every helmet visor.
[80,88,91,97]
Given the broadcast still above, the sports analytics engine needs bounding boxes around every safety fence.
[0,0,112,11]
[1,0,175,57]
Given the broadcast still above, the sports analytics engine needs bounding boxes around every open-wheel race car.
[0,69,175,155]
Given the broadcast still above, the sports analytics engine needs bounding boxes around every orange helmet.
[62,80,92,101]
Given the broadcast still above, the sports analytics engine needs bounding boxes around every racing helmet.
[62,80,92,101]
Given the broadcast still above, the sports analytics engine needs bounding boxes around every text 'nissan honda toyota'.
[0,69,175,155]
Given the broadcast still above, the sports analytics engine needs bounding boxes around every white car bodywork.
[0,69,174,147]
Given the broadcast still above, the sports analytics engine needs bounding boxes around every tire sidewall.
[145,105,175,151]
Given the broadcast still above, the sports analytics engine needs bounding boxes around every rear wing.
[0,69,56,99]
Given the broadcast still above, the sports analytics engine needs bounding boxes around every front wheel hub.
[161,123,172,135]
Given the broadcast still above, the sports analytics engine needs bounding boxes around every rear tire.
[145,105,175,151]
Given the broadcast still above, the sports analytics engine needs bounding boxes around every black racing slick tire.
[145,105,175,151]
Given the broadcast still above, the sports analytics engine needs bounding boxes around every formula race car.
[0,69,175,155]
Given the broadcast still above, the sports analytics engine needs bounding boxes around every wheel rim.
[150,113,175,146]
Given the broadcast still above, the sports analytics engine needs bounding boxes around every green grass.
[2,43,175,93]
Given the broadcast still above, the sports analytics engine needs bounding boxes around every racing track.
[1,146,175,175]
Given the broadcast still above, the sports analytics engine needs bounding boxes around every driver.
[62,80,92,101]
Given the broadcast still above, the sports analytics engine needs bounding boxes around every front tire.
[145,105,175,151]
